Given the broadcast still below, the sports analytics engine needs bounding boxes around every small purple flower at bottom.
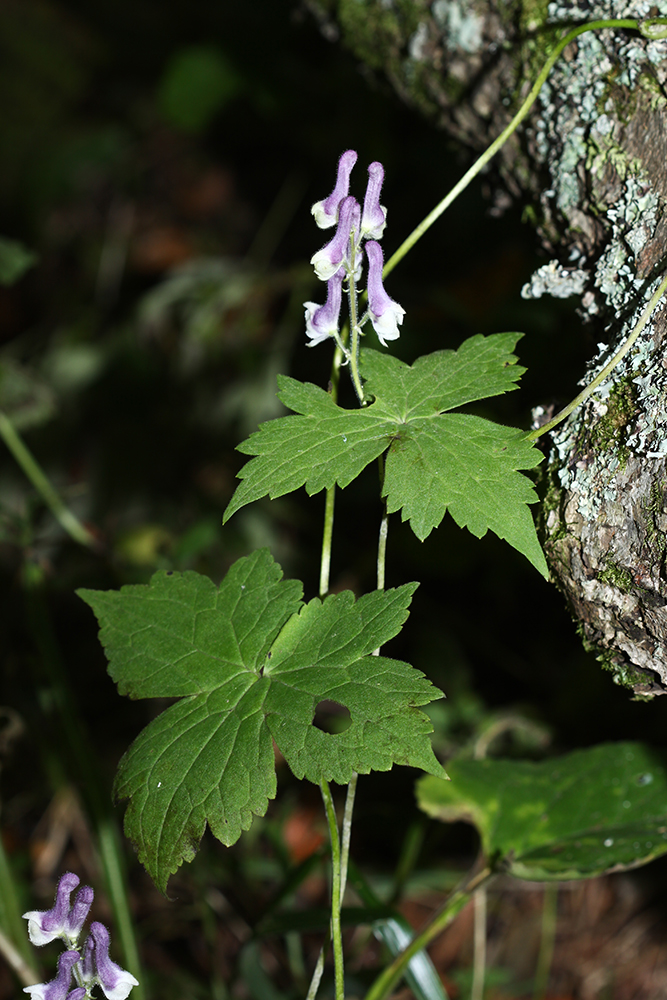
[365,241,405,346]
[311,196,360,281]
[23,950,80,1000]
[304,270,345,347]
[66,991,86,1000]
[23,873,81,947]
[85,922,139,1000]
[311,149,358,229]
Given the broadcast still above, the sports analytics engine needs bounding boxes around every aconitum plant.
[305,150,405,401]
[22,873,138,1000]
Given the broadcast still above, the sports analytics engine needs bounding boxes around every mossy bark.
[306,0,667,696]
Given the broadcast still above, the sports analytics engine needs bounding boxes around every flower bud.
[304,270,345,347]
[23,873,80,947]
[361,162,387,239]
[311,149,358,228]
[365,241,405,346]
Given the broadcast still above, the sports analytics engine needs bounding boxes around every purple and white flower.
[23,873,81,947]
[65,886,94,942]
[304,270,345,347]
[361,162,387,239]
[365,241,405,346]
[23,950,80,1000]
[311,196,360,281]
[311,149,358,229]
[84,922,139,1000]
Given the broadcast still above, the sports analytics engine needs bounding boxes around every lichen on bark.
[306,0,667,696]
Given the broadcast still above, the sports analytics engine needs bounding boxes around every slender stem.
[320,486,336,598]
[382,19,647,283]
[377,504,388,595]
[319,333,348,599]
[364,866,493,1000]
[347,270,365,405]
[340,772,358,902]
[526,269,667,441]
[471,888,487,1000]
[533,883,558,1000]
[320,779,345,1000]
[306,946,327,1000]
[0,410,97,549]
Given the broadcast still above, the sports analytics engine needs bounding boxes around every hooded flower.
[361,162,387,239]
[304,269,345,347]
[23,950,80,1000]
[65,886,94,943]
[23,873,81,947]
[311,149,358,229]
[85,922,139,1000]
[365,241,405,346]
[311,196,360,281]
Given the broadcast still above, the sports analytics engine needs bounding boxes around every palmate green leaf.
[416,742,667,881]
[223,334,547,576]
[78,550,444,892]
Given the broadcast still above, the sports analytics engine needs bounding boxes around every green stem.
[526,269,667,441]
[383,18,649,283]
[320,486,336,598]
[0,410,96,549]
[320,779,345,1000]
[533,884,558,1000]
[319,335,348,598]
[347,270,365,405]
[364,866,493,1000]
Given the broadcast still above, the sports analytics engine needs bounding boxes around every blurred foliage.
[0,0,666,997]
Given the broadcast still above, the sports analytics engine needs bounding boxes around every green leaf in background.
[78,551,444,891]
[157,46,242,133]
[0,236,37,286]
[416,742,667,881]
[223,335,547,576]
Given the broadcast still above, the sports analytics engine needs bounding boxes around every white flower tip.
[310,249,339,281]
[372,301,405,347]
[311,200,337,229]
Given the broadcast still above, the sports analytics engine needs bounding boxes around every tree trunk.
[306,0,667,697]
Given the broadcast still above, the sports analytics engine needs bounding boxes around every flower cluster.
[22,873,139,1000]
[305,150,405,357]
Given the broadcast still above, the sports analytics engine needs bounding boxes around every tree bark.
[306,0,667,696]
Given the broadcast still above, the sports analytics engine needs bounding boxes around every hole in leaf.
[312,700,352,735]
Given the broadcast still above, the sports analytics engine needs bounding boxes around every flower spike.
[311,149,358,229]
[365,241,405,346]
[23,873,80,947]
[304,270,345,347]
[361,162,387,239]
[23,949,80,1000]
[89,921,139,1000]
[311,196,360,281]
